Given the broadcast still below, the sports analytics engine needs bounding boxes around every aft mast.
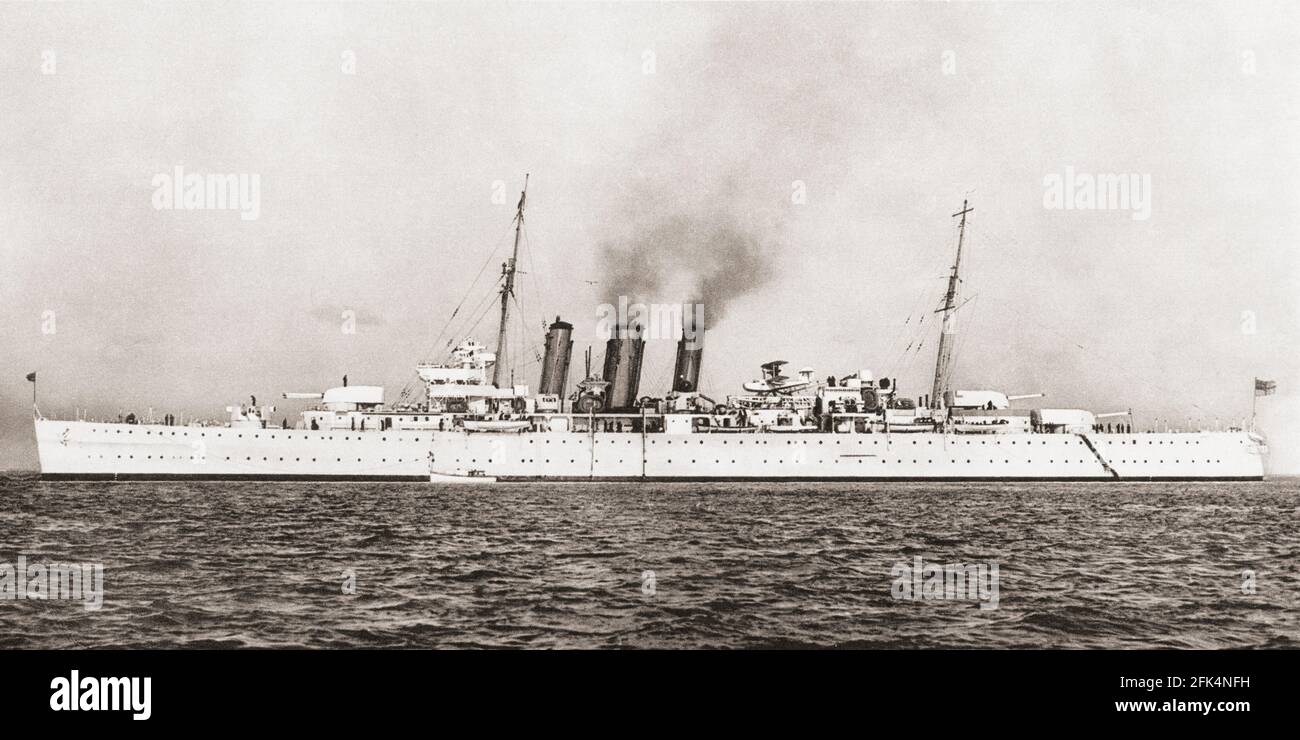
[930,199,973,410]
[492,174,528,388]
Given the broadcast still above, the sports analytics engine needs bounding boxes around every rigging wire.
[880,229,963,380]
[439,271,510,356]
[947,293,981,387]
[520,224,549,326]
[883,275,946,379]
[396,219,517,404]
[397,275,505,403]
[881,280,938,368]
[968,229,1086,352]
[418,220,515,361]
[513,292,527,385]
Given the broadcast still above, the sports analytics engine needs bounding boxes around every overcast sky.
[2,1,1297,471]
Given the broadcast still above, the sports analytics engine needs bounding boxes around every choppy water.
[1,474,1297,648]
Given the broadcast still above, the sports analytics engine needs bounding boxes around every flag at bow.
[25,372,36,383]
[1254,378,1277,396]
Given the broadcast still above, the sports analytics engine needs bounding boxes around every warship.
[33,180,1268,481]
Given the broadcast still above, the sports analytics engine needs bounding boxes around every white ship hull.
[427,429,1266,482]
[35,419,430,481]
[36,419,1266,482]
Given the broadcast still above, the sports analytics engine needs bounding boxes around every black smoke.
[598,215,774,325]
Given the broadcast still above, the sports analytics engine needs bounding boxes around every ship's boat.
[462,419,531,433]
[951,408,1032,434]
[430,470,497,483]
[880,421,933,433]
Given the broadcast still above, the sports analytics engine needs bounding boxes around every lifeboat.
[430,470,498,483]
[462,419,531,432]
